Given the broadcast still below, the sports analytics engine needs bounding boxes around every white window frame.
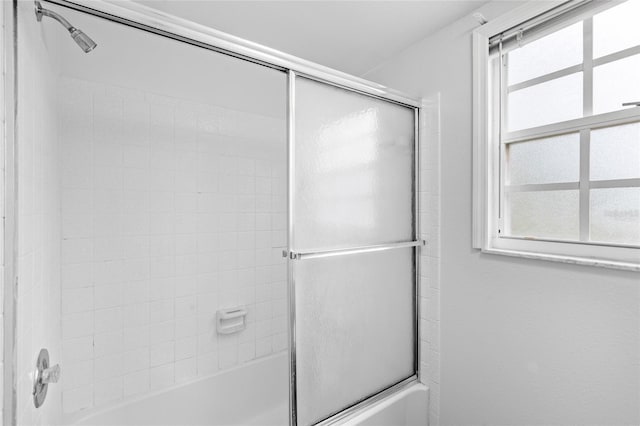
[473,0,640,271]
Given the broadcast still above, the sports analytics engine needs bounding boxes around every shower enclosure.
[4,1,425,425]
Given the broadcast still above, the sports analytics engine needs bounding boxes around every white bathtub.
[344,384,429,426]
[74,354,289,426]
[74,353,427,426]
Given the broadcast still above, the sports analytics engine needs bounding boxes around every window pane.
[508,73,583,131]
[508,190,579,240]
[508,22,582,85]
[593,0,640,59]
[590,188,640,245]
[590,122,640,181]
[593,54,640,116]
[507,133,580,185]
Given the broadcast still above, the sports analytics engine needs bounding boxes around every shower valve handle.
[41,364,61,384]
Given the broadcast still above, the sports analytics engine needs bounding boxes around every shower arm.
[35,1,77,33]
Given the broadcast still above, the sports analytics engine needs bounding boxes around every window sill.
[481,244,640,272]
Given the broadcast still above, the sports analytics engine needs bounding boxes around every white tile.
[62,239,93,264]
[123,348,150,374]
[93,261,123,285]
[175,337,197,360]
[62,311,94,339]
[123,281,149,305]
[61,263,93,289]
[123,303,149,328]
[150,363,175,389]
[62,360,93,390]
[150,299,174,323]
[123,326,150,351]
[197,352,218,376]
[255,337,272,358]
[238,341,255,363]
[123,370,149,397]
[175,358,197,383]
[218,345,238,370]
[62,214,92,239]
[150,321,175,344]
[175,316,197,339]
[197,332,217,355]
[149,278,175,301]
[175,296,196,318]
[95,307,123,334]
[94,284,123,310]
[94,354,124,382]
[149,341,174,367]
[272,333,288,352]
[62,287,93,314]
[63,336,94,362]
[94,331,123,358]
[63,385,93,413]
[94,377,123,406]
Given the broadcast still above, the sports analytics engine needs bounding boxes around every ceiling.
[134,0,490,76]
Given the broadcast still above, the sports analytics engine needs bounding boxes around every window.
[473,0,640,270]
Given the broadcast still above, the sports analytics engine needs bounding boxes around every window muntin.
[497,1,640,249]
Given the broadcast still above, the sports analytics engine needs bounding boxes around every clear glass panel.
[508,73,583,131]
[590,122,640,181]
[593,54,640,115]
[593,0,640,59]
[506,133,580,185]
[294,77,415,251]
[507,190,580,240]
[590,188,640,245]
[295,249,415,426]
[24,2,290,424]
[508,22,583,85]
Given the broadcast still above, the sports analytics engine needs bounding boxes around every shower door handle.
[284,240,426,261]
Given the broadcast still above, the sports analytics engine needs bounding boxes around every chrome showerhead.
[70,29,97,53]
[35,1,97,53]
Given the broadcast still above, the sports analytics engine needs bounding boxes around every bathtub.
[74,354,289,426]
[343,383,429,426]
[74,353,427,426]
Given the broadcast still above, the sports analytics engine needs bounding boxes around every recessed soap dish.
[216,307,248,335]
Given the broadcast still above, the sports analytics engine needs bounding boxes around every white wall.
[365,2,640,425]
[16,1,64,424]
[57,76,288,420]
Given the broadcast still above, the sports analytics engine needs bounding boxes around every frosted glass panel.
[507,133,580,185]
[590,122,640,181]
[508,22,582,85]
[508,190,579,240]
[508,73,583,131]
[294,77,414,250]
[593,54,640,115]
[295,249,415,425]
[593,0,640,59]
[590,188,640,245]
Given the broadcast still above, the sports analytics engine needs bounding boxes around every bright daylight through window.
[475,0,640,269]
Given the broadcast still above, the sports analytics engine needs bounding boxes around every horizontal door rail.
[283,240,426,261]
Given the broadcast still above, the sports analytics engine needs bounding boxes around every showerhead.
[35,1,97,53]
[70,29,97,53]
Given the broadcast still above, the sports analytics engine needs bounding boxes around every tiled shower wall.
[58,77,287,416]
[16,2,64,424]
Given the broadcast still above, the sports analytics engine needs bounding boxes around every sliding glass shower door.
[288,74,418,425]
